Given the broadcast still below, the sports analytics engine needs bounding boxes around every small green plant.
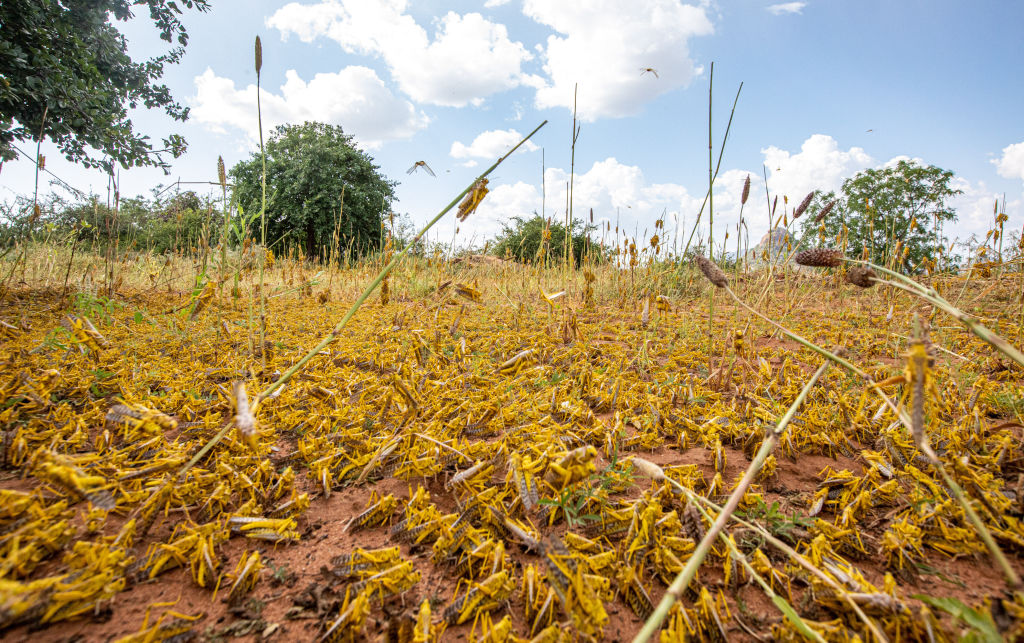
[243,597,265,616]
[737,498,812,543]
[539,453,635,529]
[539,486,599,529]
[88,368,116,397]
[913,595,1000,642]
[267,562,295,586]
[74,292,121,323]
[984,389,1024,421]
[39,327,70,352]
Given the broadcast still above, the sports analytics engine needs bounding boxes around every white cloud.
[444,135,1022,258]
[191,67,428,148]
[460,159,774,256]
[450,129,539,160]
[467,181,541,240]
[469,158,703,247]
[759,135,1017,245]
[267,1,532,107]
[766,2,807,15]
[994,141,1024,182]
[523,0,714,121]
[484,0,512,7]
[762,134,873,202]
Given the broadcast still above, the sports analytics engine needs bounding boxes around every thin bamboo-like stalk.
[255,36,268,369]
[706,63,715,374]
[634,362,829,642]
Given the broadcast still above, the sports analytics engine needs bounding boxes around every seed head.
[741,174,751,205]
[793,191,815,219]
[630,457,667,482]
[254,36,263,74]
[794,248,844,268]
[815,200,836,223]
[217,156,226,188]
[846,265,877,288]
[233,381,258,450]
[694,255,728,288]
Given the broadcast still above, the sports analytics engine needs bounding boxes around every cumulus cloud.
[994,141,1024,182]
[484,0,512,7]
[760,136,1015,244]
[465,181,542,240]
[191,67,428,148]
[267,1,532,106]
[446,158,775,256]
[450,129,539,160]
[523,0,714,121]
[762,134,874,202]
[467,158,705,249]
[451,135,1019,256]
[766,2,807,15]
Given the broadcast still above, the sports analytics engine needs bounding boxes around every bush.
[492,214,605,267]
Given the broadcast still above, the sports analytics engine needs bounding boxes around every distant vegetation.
[492,214,606,267]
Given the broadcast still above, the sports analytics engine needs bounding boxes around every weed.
[737,498,813,543]
[73,292,121,323]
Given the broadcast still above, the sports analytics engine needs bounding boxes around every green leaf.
[913,595,1001,642]
[771,595,824,642]
[134,311,144,324]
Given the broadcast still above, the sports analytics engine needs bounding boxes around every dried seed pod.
[846,265,877,288]
[815,200,836,223]
[793,191,815,219]
[694,255,728,288]
[630,457,666,482]
[794,248,844,268]
[233,382,258,450]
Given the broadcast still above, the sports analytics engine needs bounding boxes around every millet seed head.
[793,191,815,219]
[254,36,263,74]
[815,200,836,223]
[846,265,877,288]
[794,248,844,268]
[694,255,728,288]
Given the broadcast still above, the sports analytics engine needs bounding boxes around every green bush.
[492,214,605,267]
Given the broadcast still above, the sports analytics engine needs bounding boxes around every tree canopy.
[0,0,209,172]
[799,160,961,271]
[230,122,397,259]
[491,214,603,267]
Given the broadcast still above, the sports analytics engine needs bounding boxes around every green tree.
[492,214,603,267]
[799,160,961,271]
[0,0,210,172]
[230,122,396,259]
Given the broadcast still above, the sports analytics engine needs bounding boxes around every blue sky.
[4,0,1023,251]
